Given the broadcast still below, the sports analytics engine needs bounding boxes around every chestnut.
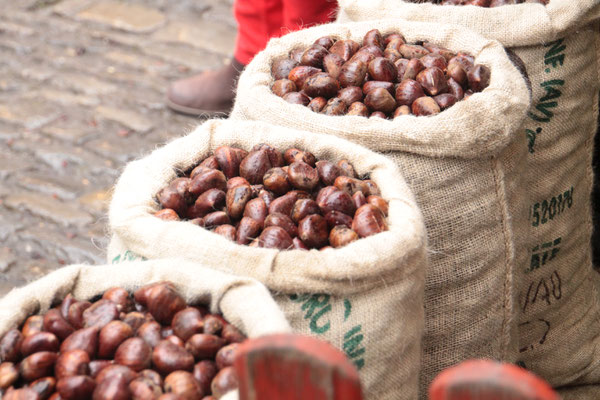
[154,209,180,221]
[263,168,291,195]
[322,97,347,116]
[282,92,311,106]
[338,59,367,88]
[203,316,224,337]
[264,213,298,238]
[352,204,388,238]
[164,371,203,400]
[346,102,369,117]
[193,361,218,395]
[368,57,397,82]
[55,349,90,379]
[214,146,247,180]
[283,148,316,166]
[412,96,441,116]
[468,64,491,92]
[57,375,96,400]
[303,73,340,98]
[329,226,359,248]
[152,341,194,375]
[236,217,262,245]
[172,308,204,342]
[298,215,329,249]
[82,300,118,330]
[271,58,298,81]
[210,367,238,399]
[19,358,61,392]
[300,44,329,68]
[0,362,19,389]
[364,87,396,114]
[185,334,226,359]
[287,66,320,90]
[288,161,319,191]
[43,309,74,341]
[329,40,360,62]
[98,321,133,359]
[416,67,448,96]
[271,79,297,97]
[189,170,227,197]
[323,53,344,79]
[337,86,363,105]
[307,97,327,113]
[114,338,152,372]
[258,226,293,250]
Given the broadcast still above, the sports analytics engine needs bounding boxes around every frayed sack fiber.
[230,19,531,396]
[0,258,293,400]
[108,119,428,400]
[335,2,600,396]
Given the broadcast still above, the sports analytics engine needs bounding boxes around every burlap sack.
[230,19,531,396]
[0,258,292,400]
[107,119,428,400]
[335,2,600,395]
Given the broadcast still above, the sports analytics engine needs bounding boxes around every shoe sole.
[166,97,231,118]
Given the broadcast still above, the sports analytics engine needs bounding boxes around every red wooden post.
[429,359,559,400]
[234,334,363,400]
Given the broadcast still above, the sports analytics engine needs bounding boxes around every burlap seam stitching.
[490,155,515,359]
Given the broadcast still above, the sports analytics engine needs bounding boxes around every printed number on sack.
[530,187,573,227]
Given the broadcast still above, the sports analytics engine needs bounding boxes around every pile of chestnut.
[270,28,491,118]
[406,0,548,6]
[0,282,244,399]
[155,145,389,250]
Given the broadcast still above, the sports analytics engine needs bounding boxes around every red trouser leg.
[233,0,338,65]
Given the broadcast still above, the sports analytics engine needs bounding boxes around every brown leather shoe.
[166,58,244,117]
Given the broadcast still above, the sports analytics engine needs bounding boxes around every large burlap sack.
[230,19,531,396]
[0,258,292,400]
[335,2,600,395]
[107,119,428,400]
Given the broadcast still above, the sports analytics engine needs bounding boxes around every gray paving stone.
[53,72,119,96]
[18,226,105,264]
[95,106,155,133]
[15,172,81,200]
[0,150,36,179]
[4,192,94,227]
[152,20,236,56]
[142,43,226,70]
[76,1,166,33]
[38,88,100,107]
[0,97,62,130]
[0,248,17,272]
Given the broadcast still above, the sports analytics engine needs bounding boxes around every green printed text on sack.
[290,293,366,370]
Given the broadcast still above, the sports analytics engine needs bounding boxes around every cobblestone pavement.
[0,0,236,296]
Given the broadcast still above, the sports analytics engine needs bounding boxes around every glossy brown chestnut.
[152,341,194,375]
[258,226,294,250]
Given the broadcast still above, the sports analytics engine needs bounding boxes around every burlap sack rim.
[232,19,530,159]
[338,0,600,47]
[109,119,427,296]
[0,259,292,340]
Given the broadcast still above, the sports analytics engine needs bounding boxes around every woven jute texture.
[230,19,531,396]
[108,119,428,400]
[0,259,293,400]
[334,2,600,395]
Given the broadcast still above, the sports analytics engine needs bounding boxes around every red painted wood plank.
[235,334,363,400]
[429,359,559,400]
